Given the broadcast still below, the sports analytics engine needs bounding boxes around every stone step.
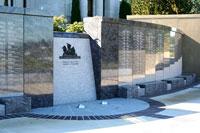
[0,104,5,116]
[0,96,31,115]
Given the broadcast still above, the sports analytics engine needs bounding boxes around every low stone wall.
[118,74,195,98]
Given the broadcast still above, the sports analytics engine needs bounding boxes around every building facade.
[0,0,120,19]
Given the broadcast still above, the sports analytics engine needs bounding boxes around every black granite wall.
[0,7,53,108]
[84,17,183,99]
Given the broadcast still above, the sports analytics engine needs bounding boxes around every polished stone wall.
[0,13,24,97]
[84,17,183,99]
[127,14,200,79]
[23,15,53,108]
[0,7,53,108]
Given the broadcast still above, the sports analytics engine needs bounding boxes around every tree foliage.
[191,0,200,13]
[71,0,81,23]
[131,0,196,15]
[119,0,132,19]
[66,22,84,33]
[53,16,68,32]
[131,0,150,15]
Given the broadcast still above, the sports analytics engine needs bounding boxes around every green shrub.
[71,0,81,23]
[66,22,84,33]
[119,0,132,19]
[53,16,68,32]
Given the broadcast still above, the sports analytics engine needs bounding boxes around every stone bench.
[137,81,167,97]
[162,77,185,90]
[0,96,31,115]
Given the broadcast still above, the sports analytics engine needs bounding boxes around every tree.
[71,0,81,23]
[131,0,151,15]
[119,0,132,19]
[191,0,200,13]
[131,0,194,15]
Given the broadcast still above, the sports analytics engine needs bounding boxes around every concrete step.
[0,104,5,116]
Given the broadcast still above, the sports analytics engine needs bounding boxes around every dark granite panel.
[84,17,184,99]
[89,38,101,99]
[101,21,119,92]
[162,78,185,90]
[23,15,53,108]
[0,13,24,95]
[163,31,171,68]
[155,29,164,71]
[132,26,146,85]
[100,85,118,99]
[145,28,156,82]
[118,24,133,86]
[0,96,31,115]
[174,32,182,61]
[169,31,176,64]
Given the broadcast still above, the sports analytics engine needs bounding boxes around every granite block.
[162,78,185,90]
[118,85,134,98]
[138,81,167,97]
[0,96,31,115]
[177,74,195,86]
[0,104,5,116]
[119,85,146,98]
[27,94,53,109]
[100,86,118,99]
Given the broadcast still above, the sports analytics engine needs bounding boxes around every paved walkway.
[0,85,200,133]
[32,98,149,116]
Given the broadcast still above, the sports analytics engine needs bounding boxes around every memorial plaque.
[132,26,145,84]
[0,15,7,92]
[7,15,23,92]
[145,28,156,82]
[163,31,171,79]
[101,22,118,87]
[118,25,133,86]
[155,29,164,81]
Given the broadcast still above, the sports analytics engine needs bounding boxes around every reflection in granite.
[0,13,24,95]
[0,9,53,109]
[84,17,183,99]
[23,16,53,108]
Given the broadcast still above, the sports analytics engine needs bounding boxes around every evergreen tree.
[71,0,81,23]
[119,0,132,19]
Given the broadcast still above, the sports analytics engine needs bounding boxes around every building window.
[10,0,13,6]
[23,0,26,8]
[88,0,93,16]
[103,0,105,16]
[4,0,8,6]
